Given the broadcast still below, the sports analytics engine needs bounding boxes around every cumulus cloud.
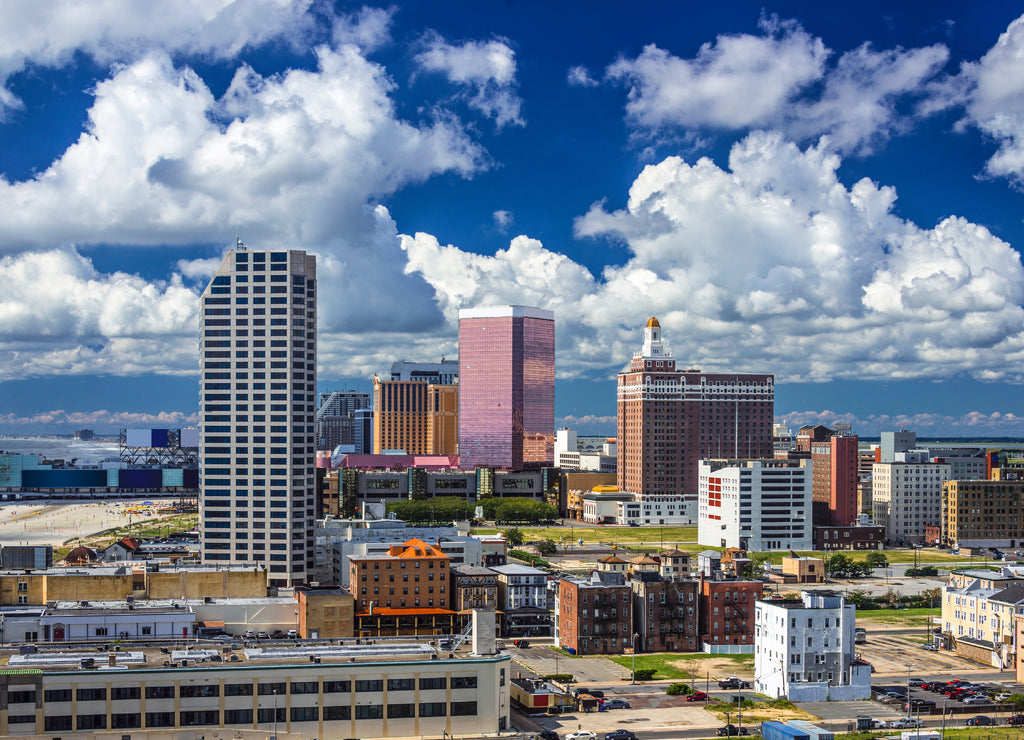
[414,33,524,127]
[0,409,198,434]
[929,14,1024,184]
[567,65,598,87]
[0,34,495,381]
[403,132,1024,384]
[778,409,1024,437]
[492,210,513,231]
[0,0,315,117]
[605,16,949,153]
[331,5,394,52]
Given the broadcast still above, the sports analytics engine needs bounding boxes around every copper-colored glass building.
[458,306,555,470]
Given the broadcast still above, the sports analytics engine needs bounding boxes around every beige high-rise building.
[199,248,316,587]
[373,378,458,455]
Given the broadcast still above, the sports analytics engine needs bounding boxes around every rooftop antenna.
[236,235,246,251]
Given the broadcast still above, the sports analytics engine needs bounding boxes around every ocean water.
[0,436,121,466]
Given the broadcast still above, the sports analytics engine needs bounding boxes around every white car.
[565,732,598,740]
[889,719,923,729]
[963,695,989,704]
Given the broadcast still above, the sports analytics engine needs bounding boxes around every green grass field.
[854,607,936,627]
[608,652,754,680]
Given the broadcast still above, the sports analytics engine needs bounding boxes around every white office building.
[754,590,871,702]
[200,248,317,586]
[697,459,812,551]
[872,453,951,543]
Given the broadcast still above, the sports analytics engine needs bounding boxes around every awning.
[197,620,225,629]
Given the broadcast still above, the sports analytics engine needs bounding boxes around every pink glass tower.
[458,306,555,470]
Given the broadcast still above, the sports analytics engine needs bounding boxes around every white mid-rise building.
[697,459,812,551]
[872,454,951,543]
[754,590,871,702]
[200,247,317,586]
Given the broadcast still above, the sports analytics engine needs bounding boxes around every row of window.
[40,701,477,731]
[59,678,470,701]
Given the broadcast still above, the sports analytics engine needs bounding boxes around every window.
[180,684,220,698]
[146,685,175,699]
[291,706,319,722]
[452,701,478,716]
[45,716,73,731]
[146,711,176,727]
[7,714,34,724]
[77,687,107,702]
[388,703,416,718]
[112,713,141,728]
[258,708,286,723]
[77,714,107,730]
[324,705,351,720]
[355,704,383,719]
[225,709,253,724]
[388,678,415,691]
[356,679,383,692]
[258,682,287,695]
[420,677,446,690]
[45,688,72,702]
[452,676,478,689]
[180,710,220,726]
[225,683,254,696]
[324,680,351,693]
[111,686,140,700]
[420,702,447,717]
[8,689,35,703]
[291,681,318,694]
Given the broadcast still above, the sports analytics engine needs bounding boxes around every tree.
[537,539,557,556]
[865,551,889,569]
[505,527,525,547]
[1001,694,1024,712]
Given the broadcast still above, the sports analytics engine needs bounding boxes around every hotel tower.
[199,247,317,586]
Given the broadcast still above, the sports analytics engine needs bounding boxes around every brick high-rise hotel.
[617,318,774,521]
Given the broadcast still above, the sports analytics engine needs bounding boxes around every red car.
[686,691,709,702]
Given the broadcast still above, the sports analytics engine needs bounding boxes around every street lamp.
[294,609,299,639]
[631,633,639,684]
[272,688,278,740]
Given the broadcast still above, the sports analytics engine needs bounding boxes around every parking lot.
[872,677,1013,717]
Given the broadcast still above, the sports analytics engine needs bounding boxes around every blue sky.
[2,1,1024,437]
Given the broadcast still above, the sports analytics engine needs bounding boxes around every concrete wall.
[147,568,267,600]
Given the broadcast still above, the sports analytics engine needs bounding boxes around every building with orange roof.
[348,538,456,636]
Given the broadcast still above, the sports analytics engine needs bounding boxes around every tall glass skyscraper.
[458,306,555,470]
[199,247,317,586]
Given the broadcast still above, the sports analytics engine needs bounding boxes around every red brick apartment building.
[556,572,632,655]
[631,572,700,652]
[699,579,763,647]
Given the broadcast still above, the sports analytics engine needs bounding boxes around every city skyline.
[1,3,1024,437]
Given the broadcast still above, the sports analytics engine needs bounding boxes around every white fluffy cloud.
[0,0,315,117]
[934,14,1024,184]
[605,16,948,153]
[0,33,494,381]
[414,33,523,127]
[403,132,1024,384]
[331,5,394,52]
[778,409,1024,437]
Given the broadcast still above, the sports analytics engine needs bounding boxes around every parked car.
[908,678,925,687]
[243,630,256,639]
[565,732,598,740]
[536,732,559,740]
[963,694,989,705]
[686,691,709,702]
[270,629,285,639]
[604,731,638,740]
[587,690,605,699]
[571,688,591,699]
[718,677,751,690]
[716,725,749,736]
[906,699,936,709]
[855,718,886,730]
[968,716,996,726]
[513,639,530,648]
[602,699,630,709]
[1006,714,1024,726]
[256,630,270,639]
[889,718,923,729]
[287,629,298,639]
